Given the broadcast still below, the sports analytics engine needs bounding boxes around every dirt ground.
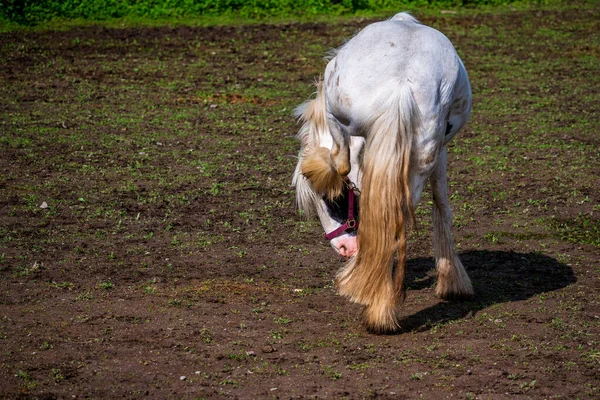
[1,3,599,399]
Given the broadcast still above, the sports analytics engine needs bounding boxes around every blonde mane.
[293,80,345,217]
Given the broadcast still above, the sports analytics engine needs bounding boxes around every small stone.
[180,376,186,381]
[40,202,48,209]
[261,345,275,353]
[467,369,472,375]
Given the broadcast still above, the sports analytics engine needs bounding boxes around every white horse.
[292,13,474,333]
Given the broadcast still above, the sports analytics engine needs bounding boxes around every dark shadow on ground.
[398,250,576,333]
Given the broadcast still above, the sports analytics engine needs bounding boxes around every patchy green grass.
[0,1,598,398]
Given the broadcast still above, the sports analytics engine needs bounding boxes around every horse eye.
[323,195,347,223]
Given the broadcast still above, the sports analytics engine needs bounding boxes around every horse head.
[293,96,365,258]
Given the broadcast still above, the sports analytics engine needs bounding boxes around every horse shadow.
[398,250,576,332]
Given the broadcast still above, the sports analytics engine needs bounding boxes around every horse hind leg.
[430,148,474,299]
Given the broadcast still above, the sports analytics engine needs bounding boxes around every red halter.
[324,180,359,240]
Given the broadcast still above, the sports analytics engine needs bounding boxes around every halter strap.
[324,182,358,240]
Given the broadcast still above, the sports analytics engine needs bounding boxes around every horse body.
[293,13,474,333]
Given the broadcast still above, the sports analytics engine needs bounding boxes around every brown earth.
[0,4,599,399]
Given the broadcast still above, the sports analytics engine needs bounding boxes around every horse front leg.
[430,147,474,299]
[328,117,351,177]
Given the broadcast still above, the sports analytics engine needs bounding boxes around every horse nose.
[335,236,357,258]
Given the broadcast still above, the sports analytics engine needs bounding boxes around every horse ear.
[301,147,344,200]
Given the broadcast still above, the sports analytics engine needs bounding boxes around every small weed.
[551,214,600,247]
[274,364,289,376]
[519,380,537,390]
[348,362,371,370]
[209,183,223,196]
[273,317,291,325]
[483,232,500,244]
[177,344,196,354]
[49,281,74,290]
[226,351,249,361]
[270,329,284,339]
[585,383,600,397]
[14,262,41,277]
[15,369,36,390]
[230,246,247,257]
[200,328,213,344]
[550,318,565,330]
[144,285,156,294]
[252,303,265,314]
[40,341,54,350]
[583,349,600,363]
[168,298,183,307]
[49,368,65,383]
[410,372,426,381]
[99,281,114,289]
[297,342,313,351]
[16,370,30,380]
[76,290,94,301]
[322,365,342,380]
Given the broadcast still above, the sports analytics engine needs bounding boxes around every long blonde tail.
[336,84,420,333]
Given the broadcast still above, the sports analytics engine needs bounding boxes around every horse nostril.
[338,245,348,257]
